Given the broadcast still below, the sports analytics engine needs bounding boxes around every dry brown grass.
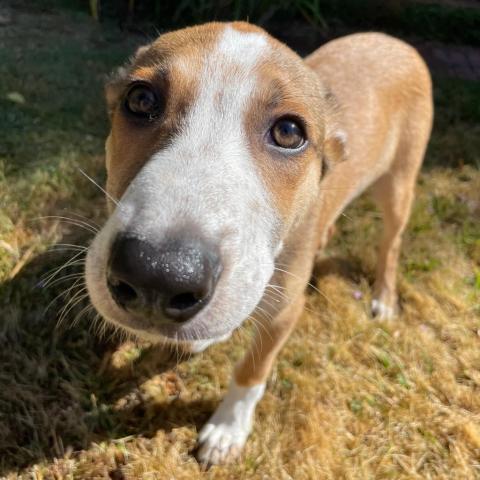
[1,4,479,480]
[2,167,478,480]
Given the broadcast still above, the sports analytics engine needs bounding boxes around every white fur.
[85,27,278,343]
[197,380,266,464]
[371,299,396,320]
[188,332,232,353]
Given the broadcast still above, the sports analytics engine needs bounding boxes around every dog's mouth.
[88,272,232,344]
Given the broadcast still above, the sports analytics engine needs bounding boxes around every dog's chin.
[96,307,235,344]
[105,318,232,353]
[184,333,233,353]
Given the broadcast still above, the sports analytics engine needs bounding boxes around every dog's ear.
[322,90,348,177]
[105,44,151,120]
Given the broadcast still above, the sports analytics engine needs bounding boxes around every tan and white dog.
[85,22,432,465]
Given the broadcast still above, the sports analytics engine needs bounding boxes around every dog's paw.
[196,381,265,465]
[197,418,247,465]
[371,298,396,320]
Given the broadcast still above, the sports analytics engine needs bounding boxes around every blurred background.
[0,1,479,478]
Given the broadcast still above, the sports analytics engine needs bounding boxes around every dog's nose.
[107,234,221,323]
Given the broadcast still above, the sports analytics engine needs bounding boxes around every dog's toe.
[197,421,246,465]
[371,299,396,320]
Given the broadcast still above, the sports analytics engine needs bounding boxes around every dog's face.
[85,22,344,348]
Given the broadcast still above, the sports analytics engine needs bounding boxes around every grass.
[1,4,480,479]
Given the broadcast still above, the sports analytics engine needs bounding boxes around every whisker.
[41,250,86,286]
[89,312,102,337]
[50,243,88,251]
[58,210,102,230]
[41,252,85,278]
[40,262,86,289]
[57,288,89,328]
[260,295,283,313]
[341,212,354,221]
[246,316,261,370]
[48,247,88,254]
[44,277,85,317]
[265,287,290,303]
[263,289,318,317]
[78,167,120,207]
[71,303,95,329]
[46,273,85,288]
[175,333,180,366]
[251,311,274,343]
[33,216,98,234]
[273,267,333,306]
[253,305,275,325]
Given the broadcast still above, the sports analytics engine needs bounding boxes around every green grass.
[1,3,479,479]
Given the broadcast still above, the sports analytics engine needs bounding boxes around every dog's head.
[85,22,345,350]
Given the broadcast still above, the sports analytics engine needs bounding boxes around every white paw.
[197,418,247,465]
[371,299,396,320]
[197,381,265,465]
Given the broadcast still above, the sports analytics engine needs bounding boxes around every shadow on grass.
[312,255,368,285]
[0,243,220,475]
[0,7,214,474]
[0,246,99,473]
[0,3,144,182]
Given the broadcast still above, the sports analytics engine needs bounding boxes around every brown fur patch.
[243,39,333,234]
[104,25,229,200]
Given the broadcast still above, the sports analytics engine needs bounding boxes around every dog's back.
[308,33,433,317]
[307,33,433,229]
[307,33,432,178]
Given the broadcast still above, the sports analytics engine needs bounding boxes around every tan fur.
[234,32,432,387]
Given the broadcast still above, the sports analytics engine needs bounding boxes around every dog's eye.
[124,84,161,118]
[270,118,305,150]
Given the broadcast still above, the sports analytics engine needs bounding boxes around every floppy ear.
[104,44,151,119]
[322,90,348,177]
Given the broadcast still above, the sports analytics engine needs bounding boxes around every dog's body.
[85,23,432,464]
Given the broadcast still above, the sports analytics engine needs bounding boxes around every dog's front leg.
[197,293,305,465]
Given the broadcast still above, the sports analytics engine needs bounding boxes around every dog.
[85,22,433,465]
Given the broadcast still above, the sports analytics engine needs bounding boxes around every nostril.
[168,292,201,311]
[108,278,138,307]
[164,290,206,322]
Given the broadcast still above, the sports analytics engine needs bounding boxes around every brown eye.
[124,84,161,119]
[270,118,305,150]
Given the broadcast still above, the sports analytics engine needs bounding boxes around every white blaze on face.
[86,26,279,341]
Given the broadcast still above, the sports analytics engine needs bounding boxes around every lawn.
[0,4,479,479]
